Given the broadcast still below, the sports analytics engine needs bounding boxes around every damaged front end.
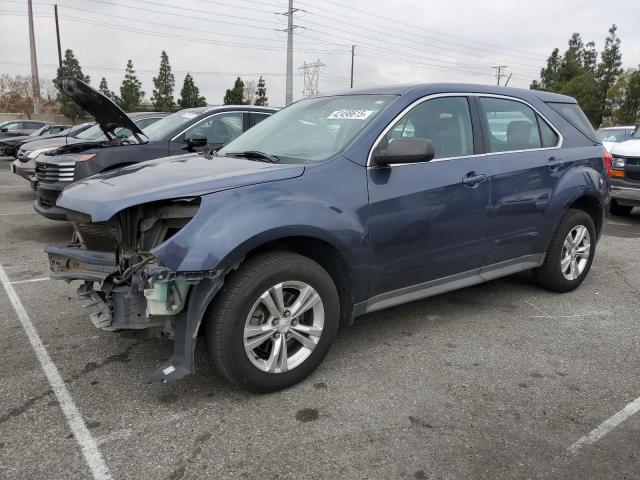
[46,197,225,383]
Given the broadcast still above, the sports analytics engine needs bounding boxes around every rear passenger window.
[479,97,544,152]
[379,96,474,159]
[538,117,559,148]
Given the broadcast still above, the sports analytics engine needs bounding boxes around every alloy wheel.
[560,225,591,281]
[243,281,324,373]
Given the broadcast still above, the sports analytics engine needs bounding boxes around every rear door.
[367,95,491,302]
[478,96,563,268]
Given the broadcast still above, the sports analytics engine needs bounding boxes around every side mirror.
[185,133,208,151]
[372,137,435,166]
[0,128,7,132]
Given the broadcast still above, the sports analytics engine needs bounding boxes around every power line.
[307,0,548,61]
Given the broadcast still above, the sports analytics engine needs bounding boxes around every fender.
[541,160,608,250]
[150,157,371,302]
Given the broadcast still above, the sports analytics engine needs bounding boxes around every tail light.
[603,151,613,177]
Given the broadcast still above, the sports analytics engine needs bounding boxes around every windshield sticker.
[181,113,198,119]
[327,109,374,120]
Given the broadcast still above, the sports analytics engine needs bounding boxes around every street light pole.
[27,0,41,115]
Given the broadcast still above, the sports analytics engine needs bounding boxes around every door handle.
[548,156,565,169]
[462,173,488,187]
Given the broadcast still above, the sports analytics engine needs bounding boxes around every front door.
[367,96,491,304]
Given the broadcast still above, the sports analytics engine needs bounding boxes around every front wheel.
[204,252,339,393]
[534,209,596,293]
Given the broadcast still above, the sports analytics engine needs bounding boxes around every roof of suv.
[329,83,576,103]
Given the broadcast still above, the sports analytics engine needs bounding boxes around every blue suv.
[46,84,610,392]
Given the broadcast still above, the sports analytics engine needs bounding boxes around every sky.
[1,0,640,107]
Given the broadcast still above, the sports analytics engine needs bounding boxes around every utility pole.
[493,65,508,86]
[504,72,513,87]
[285,0,295,105]
[54,5,62,68]
[350,45,355,88]
[27,0,41,115]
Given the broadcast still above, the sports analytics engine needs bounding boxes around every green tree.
[178,73,206,108]
[98,77,117,102]
[557,33,587,85]
[254,76,268,106]
[54,49,90,122]
[530,25,625,127]
[151,50,175,111]
[531,48,561,91]
[596,25,623,123]
[607,68,640,125]
[561,72,601,124]
[223,77,245,105]
[118,60,145,112]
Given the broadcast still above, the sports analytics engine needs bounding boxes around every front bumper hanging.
[46,245,225,383]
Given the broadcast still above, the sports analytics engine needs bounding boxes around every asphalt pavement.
[1,156,639,479]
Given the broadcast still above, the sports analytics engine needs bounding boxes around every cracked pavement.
[1,157,639,479]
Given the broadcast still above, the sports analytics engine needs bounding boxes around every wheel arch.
[567,194,604,237]
[221,232,357,327]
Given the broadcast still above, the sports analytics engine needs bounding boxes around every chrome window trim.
[366,92,564,168]
[170,111,250,142]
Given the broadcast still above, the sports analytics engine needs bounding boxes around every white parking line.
[0,261,112,480]
[568,396,640,454]
[11,277,51,285]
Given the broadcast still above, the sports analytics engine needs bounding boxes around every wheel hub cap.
[560,225,591,281]
[243,281,325,374]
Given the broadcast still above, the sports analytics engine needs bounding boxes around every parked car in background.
[609,124,640,215]
[0,120,52,139]
[0,124,69,156]
[12,113,166,184]
[45,83,609,392]
[34,77,276,220]
[597,125,636,151]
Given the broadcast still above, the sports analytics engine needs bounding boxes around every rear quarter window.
[547,102,598,143]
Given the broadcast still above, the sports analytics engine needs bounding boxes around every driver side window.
[378,97,474,159]
[184,112,244,146]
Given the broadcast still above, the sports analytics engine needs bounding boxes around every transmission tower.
[299,60,325,98]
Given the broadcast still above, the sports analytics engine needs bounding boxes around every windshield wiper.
[224,150,280,163]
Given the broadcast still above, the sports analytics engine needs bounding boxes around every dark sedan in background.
[12,113,166,184]
[34,78,276,220]
[0,119,52,139]
[0,124,69,156]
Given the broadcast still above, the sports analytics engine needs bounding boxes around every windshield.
[633,125,640,139]
[141,110,202,141]
[75,124,106,140]
[29,126,48,137]
[597,128,630,143]
[219,95,396,162]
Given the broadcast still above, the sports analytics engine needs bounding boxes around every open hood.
[57,154,305,222]
[60,77,145,139]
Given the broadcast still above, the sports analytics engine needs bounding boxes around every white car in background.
[608,124,640,215]
[597,125,636,151]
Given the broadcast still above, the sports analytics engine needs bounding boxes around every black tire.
[204,251,340,393]
[533,209,596,293]
[610,199,633,216]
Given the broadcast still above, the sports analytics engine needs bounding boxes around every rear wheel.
[204,251,339,393]
[534,209,596,293]
[610,199,634,216]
